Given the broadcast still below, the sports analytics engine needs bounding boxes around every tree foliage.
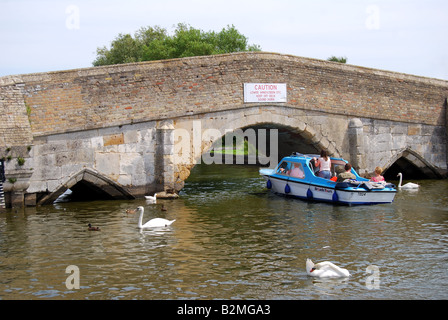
[327,56,347,63]
[93,23,261,66]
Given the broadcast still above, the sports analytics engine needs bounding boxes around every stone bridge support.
[156,120,176,195]
[348,118,366,173]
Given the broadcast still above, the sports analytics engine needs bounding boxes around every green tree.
[93,23,261,66]
[327,56,347,63]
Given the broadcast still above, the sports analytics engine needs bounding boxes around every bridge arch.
[210,106,342,157]
[38,168,135,205]
[173,106,343,191]
[382,148,443,180]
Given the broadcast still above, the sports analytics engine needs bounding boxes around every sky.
[0,0,447,80]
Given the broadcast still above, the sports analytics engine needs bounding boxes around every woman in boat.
[315,150,331,179]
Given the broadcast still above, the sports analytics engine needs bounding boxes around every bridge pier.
[2,171,32,208]
[156,120,178,197]
[348,118,366,175]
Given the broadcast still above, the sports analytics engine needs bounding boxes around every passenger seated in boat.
[370,166,385,182]
[277,161,289,174]
[289,163,304,178]
[336,163,356,182]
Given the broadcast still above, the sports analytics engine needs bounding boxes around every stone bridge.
[1,52,447,208]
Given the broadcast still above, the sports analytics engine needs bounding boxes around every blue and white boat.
[260,153,396,205]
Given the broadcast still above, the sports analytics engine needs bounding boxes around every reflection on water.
[0,164,447,299]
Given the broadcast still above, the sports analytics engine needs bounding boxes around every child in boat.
[370,167,385,182]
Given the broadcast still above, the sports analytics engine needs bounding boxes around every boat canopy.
[270,152,368,187]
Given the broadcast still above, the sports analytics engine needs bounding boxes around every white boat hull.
[263,175,396,205]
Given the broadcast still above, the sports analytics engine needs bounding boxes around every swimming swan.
[145,193,157,203]
[397,173,419,189]
[137,206,175,229]
[306,259,350,278]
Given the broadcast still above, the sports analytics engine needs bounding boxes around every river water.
[0,164,447,300]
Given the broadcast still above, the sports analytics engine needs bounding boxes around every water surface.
[1,164,447,299]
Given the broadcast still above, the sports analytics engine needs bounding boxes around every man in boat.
[336,163,356,182]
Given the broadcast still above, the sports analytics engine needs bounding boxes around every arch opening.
[252,123,321,161]
[200,123,329,167]
[383,148,443,180]
[179,121,335,192]
[38,169,134,205]
[384,157,427,180]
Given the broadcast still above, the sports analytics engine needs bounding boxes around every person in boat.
[314,150,331,179]
[309,157,320,175]
[336,163,356,182]
[277,161,289,174]
[289,163,304,178]
[370,166,385,182]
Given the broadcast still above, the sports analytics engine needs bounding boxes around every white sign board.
[244,83,287,103]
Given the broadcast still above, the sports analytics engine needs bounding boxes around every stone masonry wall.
[0,83,33,147]
[1,52,447,141]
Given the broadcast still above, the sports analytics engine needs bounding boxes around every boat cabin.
[273,153,367,184]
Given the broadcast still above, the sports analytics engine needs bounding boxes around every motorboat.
[259,153,396,205]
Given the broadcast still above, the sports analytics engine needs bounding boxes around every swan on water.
[306,259,350,278]
[145,193,157,203]
[397,173,419,189]
[137,206,175,229]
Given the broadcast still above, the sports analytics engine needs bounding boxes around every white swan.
[306,259,350,278]
[145,193,157,203]
[397,173,419,189]
[137,206,175,229]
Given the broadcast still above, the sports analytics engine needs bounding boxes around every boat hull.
[262,175,396,205]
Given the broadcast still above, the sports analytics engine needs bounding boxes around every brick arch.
[38,168,134,205]
[198,106,342,158]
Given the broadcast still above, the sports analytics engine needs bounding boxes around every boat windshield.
[275,160,305,179]
[331,159,347,178]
